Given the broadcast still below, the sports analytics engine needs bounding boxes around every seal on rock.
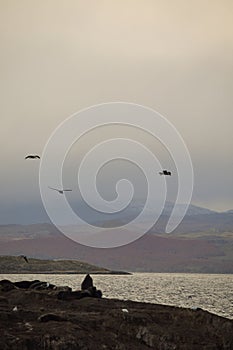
[81,274,93,290]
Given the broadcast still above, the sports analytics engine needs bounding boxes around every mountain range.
[0,203,232,273]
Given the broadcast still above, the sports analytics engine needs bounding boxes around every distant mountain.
[224,209,233,214]
[90,202,233,234]
[0,221,233,273]
[150,211,233,235]
[114,201,217,218]
[162,202,216,216]
[1,200,232,227]
[0,202,232,273]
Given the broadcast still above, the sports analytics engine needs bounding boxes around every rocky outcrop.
[0,276,232,349]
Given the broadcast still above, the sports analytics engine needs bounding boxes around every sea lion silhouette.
[81,274,93,290]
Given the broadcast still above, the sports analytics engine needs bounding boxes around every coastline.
[0,255,131,275]
[0,278,232,349]
[0,270,132,275]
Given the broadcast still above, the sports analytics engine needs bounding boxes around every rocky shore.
[0,276,232,350]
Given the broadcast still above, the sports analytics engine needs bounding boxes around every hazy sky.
[1,1,233,224]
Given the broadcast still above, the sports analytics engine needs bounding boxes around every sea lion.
[14,280,39,289]
[29,281,55,290]
[81,274,93,290]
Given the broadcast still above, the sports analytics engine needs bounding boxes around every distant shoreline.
[0,255,132,275]
[0,270,132,275]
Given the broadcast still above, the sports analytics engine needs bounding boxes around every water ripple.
[1,273,232,320]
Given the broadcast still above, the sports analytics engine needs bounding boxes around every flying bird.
[48,186,72,194]
[159,170,172,176]
[25,155,40,159]
[20,255,29,263]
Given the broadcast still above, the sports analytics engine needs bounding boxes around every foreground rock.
[0,278,232,349]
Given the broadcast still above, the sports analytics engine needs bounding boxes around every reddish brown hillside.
[0,226,227,272]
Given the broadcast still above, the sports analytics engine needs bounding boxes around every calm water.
[1,273,233,320]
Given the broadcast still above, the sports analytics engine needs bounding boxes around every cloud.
[0,0,233,217]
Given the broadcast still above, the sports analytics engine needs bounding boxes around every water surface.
[1,273,232,320]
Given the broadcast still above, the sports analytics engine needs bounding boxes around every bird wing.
[20,255,29,263]
[25,155,40,159]
[48,186,59,192]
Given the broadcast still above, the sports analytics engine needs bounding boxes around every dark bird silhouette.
[48,186,72,194]
[159,170,172,176]
[20,255,29,263]
[25,155,40,159]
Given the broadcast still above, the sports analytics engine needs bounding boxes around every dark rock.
[80,286,101,299]
[85,286,102,298]
[0,296,8,304]
[0,280,232,350]
[136,326,155,347]
[94,289,102,298]
[57,286,102,300]
[38,313,66,322]
[0,279,16,292]
[57,290,82,300]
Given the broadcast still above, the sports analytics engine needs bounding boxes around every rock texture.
[0,278,232,349]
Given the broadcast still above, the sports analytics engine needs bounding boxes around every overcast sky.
[1,1,233,224]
